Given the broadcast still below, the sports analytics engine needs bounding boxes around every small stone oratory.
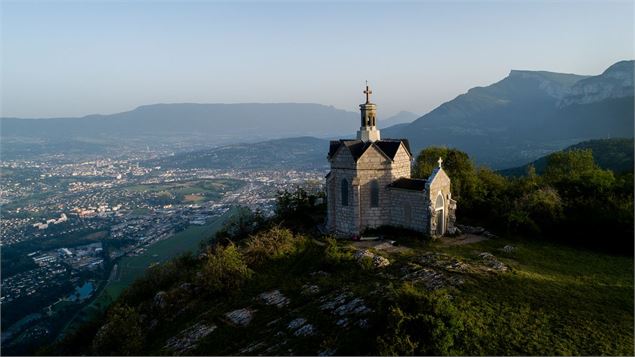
[326,85,457,237]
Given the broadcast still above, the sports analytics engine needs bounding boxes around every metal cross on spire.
[363,80,372,103]
[438,157,443,168]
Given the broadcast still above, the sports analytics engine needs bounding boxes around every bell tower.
[357,82,381,142]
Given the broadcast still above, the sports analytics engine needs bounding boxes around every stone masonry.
[325,85,457,237]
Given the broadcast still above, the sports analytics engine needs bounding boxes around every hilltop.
[46,210,633,356]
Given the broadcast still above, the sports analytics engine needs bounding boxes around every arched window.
[436,192,444,209]
[341,179,349,206]
[370,180,379,207]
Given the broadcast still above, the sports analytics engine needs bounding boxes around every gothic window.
[370,180,379,207]
[435,193,444,209]
[341,179,349,206]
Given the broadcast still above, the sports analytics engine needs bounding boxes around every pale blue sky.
[1,0,633,118]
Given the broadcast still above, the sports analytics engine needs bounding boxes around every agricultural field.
[125,179,244,204]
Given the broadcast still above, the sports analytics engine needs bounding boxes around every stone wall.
[388,188,428,232]
[390,145,412,180]
[325,140,446,237]
[355,146,393,231]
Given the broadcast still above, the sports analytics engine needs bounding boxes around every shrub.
[377,284,464,356]
[91,305,145,355]
[243,226,298,266]
[199,243,252,294]
[508,186,563,234]
[324,237,353,265]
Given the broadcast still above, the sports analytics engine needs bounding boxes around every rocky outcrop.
[478,252,508,272]
[353,249,390,268]
[224,308,254,327]
[164,322,217,354]
[257,290,290,308]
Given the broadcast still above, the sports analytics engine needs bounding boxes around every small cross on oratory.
[364,81,372,103]
[438,157,443,168]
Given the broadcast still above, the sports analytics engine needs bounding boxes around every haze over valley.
[1,1,633,356]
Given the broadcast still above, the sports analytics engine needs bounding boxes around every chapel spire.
[357,81,380,142]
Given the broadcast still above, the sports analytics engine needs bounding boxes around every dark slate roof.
[328,138,411,162]
[387,177,428,191]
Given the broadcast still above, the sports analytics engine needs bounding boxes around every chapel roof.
[387,177,428,191]
[328,139,411,162]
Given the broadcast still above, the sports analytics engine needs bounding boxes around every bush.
[91,305,145,355]
[507,186,563,234]
[324,237,353,265]
[377,283,464,355]
[199,243,252,294]
[243,226,298,266]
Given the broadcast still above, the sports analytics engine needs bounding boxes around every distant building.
[325,84,457,237]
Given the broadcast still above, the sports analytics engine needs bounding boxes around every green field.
[125,178,244,203]
[426,238,634,355]
[61,209,235,335]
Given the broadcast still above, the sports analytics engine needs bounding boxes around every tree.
[413,147,478,205]
[275,187,326,230]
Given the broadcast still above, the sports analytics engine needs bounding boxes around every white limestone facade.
[325,85,457,237]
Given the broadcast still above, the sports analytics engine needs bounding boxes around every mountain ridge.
[382,60,634,168]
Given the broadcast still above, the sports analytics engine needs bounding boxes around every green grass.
[189,236,633,355]
[56,227,634,356]
[426,238,634,355]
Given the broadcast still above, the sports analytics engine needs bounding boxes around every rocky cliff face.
[382,60,634,169]
[559,60,634,107]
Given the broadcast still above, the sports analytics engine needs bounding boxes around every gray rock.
[353,249,390,268]
[478,252,508,272]
[333,297,371,316]
[501,245,515,253]
[153,291,168,309]
[293,323,315,336]
[319,291,352,311]
[239,341,266,354]
[225,308,254,326]
[164,322,217,354]
[287,318,307,330]
[258,290,290,307]
[318,348,337,356]
[301,284,320,295]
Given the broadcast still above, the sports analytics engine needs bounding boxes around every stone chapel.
[325,84,457,237]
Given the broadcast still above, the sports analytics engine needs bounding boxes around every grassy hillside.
[48,222,634,356]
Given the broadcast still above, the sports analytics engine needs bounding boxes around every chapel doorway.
[435,193,445,236]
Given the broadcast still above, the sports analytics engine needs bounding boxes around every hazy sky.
[1,0,633,118]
